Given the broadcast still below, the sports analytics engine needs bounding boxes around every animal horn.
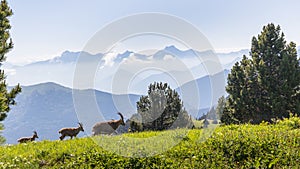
[117,112,124,120]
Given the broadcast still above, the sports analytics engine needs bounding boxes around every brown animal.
[17,131,39,143]
[59,122,84,140]
[92,112,125,135]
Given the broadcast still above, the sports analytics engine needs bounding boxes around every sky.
[5,0,300,65]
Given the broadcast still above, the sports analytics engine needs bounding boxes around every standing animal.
[17,131,39,143]
[59,122,84,140]
[92,112,125,135]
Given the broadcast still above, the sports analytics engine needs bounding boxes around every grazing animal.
[92,112,125,135]
[59,122,84,140]
[17,131,39,143]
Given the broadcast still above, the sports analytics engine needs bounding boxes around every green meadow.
[1,117,299,168]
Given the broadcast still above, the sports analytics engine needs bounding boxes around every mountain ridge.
[5,45,299,67]
[4,45,240,93]
[3,82,140,144]
[3,71,222,144]
[6,46,251,67]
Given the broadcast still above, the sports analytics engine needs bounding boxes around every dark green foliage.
[0,0,13,61]
[195,96,225,126]
[205,107,217,120]
[215,96,225,120]
[130,82,193,131]
[0,0,21,143]
[0,123,5,144]
[0,0,21,120]
[205,95,226,121]
[223,23,300,124]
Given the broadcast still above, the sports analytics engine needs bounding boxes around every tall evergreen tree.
[206,107,216,120]
[215,96,226,119]
[222,23,300,124]
[130,82,193,131]
[0,0,22,122]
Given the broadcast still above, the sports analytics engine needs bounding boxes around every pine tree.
[0,0,22,122]
[206,107,217,120]
[131,82,193,131]
[222,23,300,124]
[223,57,253,123]
[251,24,300,121]
[215,96,226,120]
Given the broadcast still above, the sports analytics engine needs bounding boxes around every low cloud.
[4,68,16,76]
[102,52,118,67]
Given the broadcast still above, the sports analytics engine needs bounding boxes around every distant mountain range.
[2,45,297,144]
[3,46,247,94]
[2,76,222,144]
[2,82,140,144]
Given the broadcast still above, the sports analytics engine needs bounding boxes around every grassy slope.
[0,117,300,169]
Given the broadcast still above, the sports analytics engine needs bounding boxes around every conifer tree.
[131,82,193,131]
[0,0,22,122]
[222,23,300,124]
[215,96,226,119]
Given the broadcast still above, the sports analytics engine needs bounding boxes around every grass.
[0,117,300,168]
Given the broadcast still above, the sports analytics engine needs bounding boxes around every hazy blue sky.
[6,0,300,64]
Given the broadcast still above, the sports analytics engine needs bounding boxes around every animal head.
[33,131,39,138]
[78,122,84,132]
[118,112,125,125]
